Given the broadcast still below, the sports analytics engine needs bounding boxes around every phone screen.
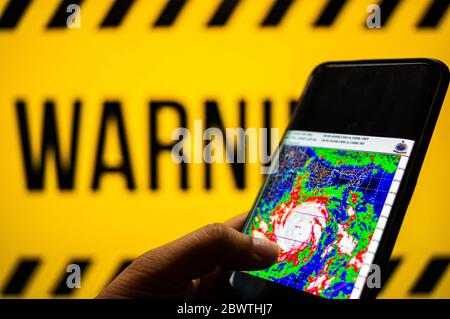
[231,60,446,299]
[242,130,414,299]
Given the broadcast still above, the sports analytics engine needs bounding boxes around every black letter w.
[15,100,81,190]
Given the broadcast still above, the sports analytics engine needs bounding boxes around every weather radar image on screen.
[243,131,414,299]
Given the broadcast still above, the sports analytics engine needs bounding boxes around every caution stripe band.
[0,0,448,30]
[100,0,136,28]
[153,0,187,27]
[381,257,401,289]
[0,0,32,29]
[261,0,295,26]
[1,258,40,295]
[314,0,348,27]
[1,256,449,297]
[378,0,401,27]
[410,257,450,294]
[208,0,241,27]
[418,0,450,27]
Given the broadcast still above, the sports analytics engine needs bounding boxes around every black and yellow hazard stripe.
[0,0,448,300]
[1,256,449,297]
[1,258,91,296]
[0,0,448,30]
[1,258,40,296]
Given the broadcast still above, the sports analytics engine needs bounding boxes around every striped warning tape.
[0,256,449,297]
[0,0,448,30]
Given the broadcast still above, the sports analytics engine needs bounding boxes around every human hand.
[97,214,280,298]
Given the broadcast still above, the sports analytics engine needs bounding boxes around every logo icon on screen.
[394,141,408,154]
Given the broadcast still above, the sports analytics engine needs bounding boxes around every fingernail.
[252,237,280,261]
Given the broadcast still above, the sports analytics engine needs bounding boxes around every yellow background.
[0,0,449,298]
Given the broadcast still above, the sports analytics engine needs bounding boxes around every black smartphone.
[230,59,449,300]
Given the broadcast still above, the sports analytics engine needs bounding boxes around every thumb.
[153,223,280,280]
[99,223,279,298]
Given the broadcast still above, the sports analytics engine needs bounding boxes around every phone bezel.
[231,58,449,300]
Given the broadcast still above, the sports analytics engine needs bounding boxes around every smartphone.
[230,59,449,299]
